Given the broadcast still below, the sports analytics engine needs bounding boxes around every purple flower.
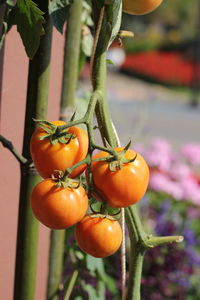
[183,228,197,246]
[186,247,200,267]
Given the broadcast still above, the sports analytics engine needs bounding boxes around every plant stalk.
[90,5,145,300]
[47,1,83,299]
[13,7,53,300]
[60,0,83,121]
[64,270,79,300]
[47,230,66,300]
[126,248,145,300]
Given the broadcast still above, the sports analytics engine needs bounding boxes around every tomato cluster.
[30,121,149,258]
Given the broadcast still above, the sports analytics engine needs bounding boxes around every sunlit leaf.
[49,0,73,33]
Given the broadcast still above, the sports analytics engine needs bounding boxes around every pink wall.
[0,26,65,299]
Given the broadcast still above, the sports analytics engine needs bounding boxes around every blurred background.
[80,1,200,298]
[1,0,200,298]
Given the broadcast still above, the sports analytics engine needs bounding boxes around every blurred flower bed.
[62,139,200,299]
[121,51,199,87]
[136,138,200,299]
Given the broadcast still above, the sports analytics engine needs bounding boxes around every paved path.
[105,71,200,147]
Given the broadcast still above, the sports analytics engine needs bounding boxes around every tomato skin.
[75,215,122,258]
[30,179,88,229]
[91,148,149,208]
[30,121,88,178]
[122,0,163,15]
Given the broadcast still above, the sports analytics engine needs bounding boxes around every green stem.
[145,235,184,247]
[126,248,145,300]
[13,7,53,300]
[125,207,145,300]
[63,270,79,300]
[60,0,83,121]
[47,1,83,298]
[0,134,27,164]
[47,230,66,300]
[93,51,117,147]
[90,5,145,300]
[126,205,148,243]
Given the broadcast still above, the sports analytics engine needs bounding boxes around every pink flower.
[181,143,200,165]
[149,172,183,200]
[144,138,174,172]
[180,176,200,205]
[169,163,192,180]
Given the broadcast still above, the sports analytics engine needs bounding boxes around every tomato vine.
[0,0,184,300]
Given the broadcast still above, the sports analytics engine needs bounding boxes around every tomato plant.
[91,147,149,208]
[122,0,163,15]
[30,178,88,229]
[75,215,122,258]
[30,120,89,178]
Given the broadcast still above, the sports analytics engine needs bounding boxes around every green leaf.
[92,0,122,54]
[107,0,122,47]
[106,58,114,65]
[86,255,105,279]
[13,0,45,58]
[83,282,105,300]
[104,274,118,294]
[0,0,16,7]
[6,0,16,6]
[49,0,73,33]
[82,0,93,26]
[0,0,17,48]
[81,30,94,57]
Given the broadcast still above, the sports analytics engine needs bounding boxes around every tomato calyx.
[51,170,81,189]
[88,213,120,222]
[108,141,137,171]
[90,201,121,219]
[34,119,76,145]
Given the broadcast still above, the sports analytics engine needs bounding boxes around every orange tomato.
[30,121,88,178]
[75,215,122,258]
[30,179,88,229]
[91,147,149,208]
[122,0,163,15]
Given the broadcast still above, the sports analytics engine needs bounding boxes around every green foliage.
[81,32,93,57]
[49,0,74,33]
[0,0,16,48]
[80,0,94,57]
[82,281,105,300]
[92,0,122,54]
[7,0,45,58]
[0,0,16,6]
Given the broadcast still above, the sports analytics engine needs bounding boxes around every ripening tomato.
[30,179,88,229]
[30,121,88,178]
[91,147,149,208]
[122,0,163,15]
[75,215,122,258]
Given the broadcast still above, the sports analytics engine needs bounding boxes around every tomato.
[30,121,88,178]
[91,147,149,208]
[30,179,88,229]
[75,215,122,258]
[122,0,163,15]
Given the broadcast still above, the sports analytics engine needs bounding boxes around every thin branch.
[145,235,184,248]
[0,134,27,164]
